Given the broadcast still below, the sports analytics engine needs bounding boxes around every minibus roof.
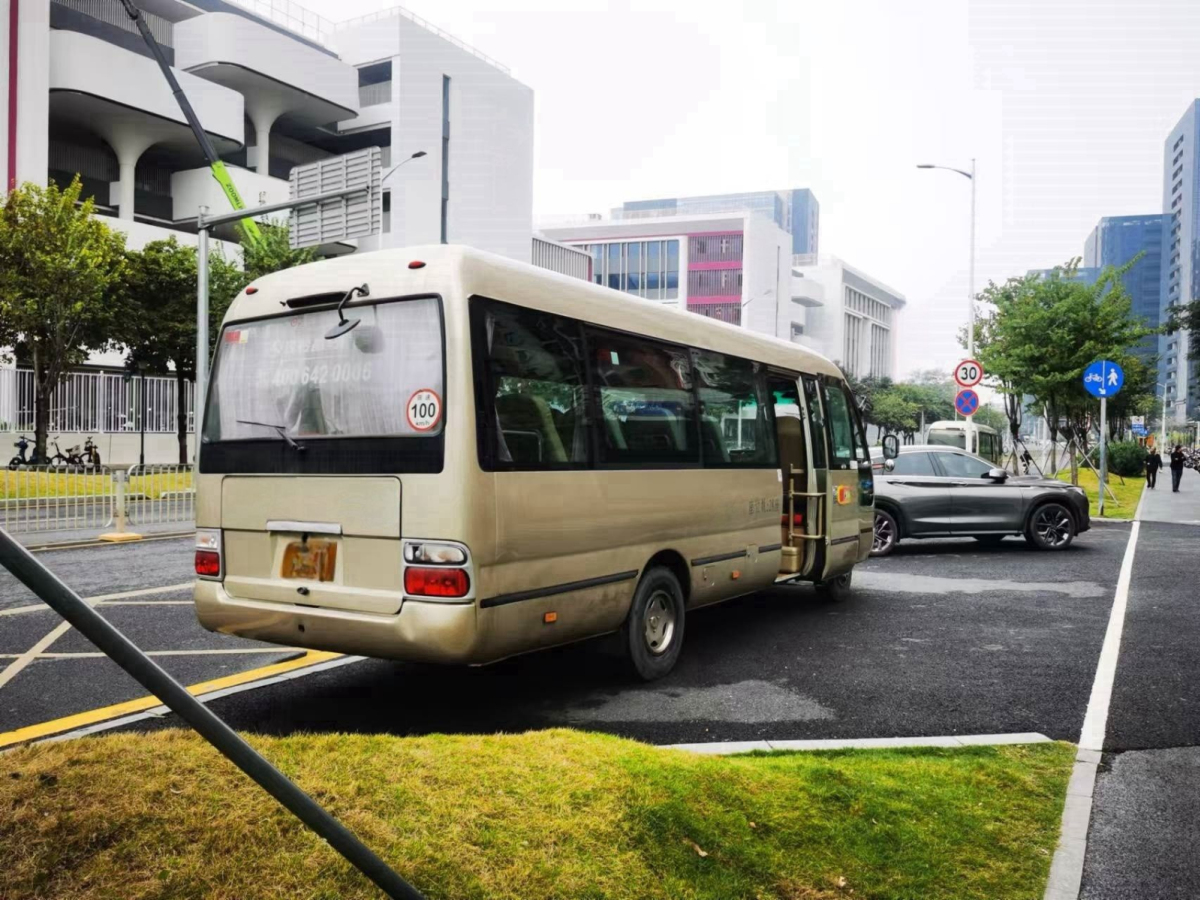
[224,245,845,379]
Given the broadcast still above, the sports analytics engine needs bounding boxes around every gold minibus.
[194,246,889,680]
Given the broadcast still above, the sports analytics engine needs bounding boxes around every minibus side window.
[693,349,777,467]
[472,299,589,470]
[586,328,699,467]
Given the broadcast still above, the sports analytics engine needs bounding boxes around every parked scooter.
[7,435,43,469]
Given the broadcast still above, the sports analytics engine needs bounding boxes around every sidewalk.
[1137,468,1200,525]
[1078,471,1200,899]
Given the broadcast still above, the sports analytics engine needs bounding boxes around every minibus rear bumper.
[194,581,482,664]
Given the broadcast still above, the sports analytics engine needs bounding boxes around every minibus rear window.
[204,296,443,443]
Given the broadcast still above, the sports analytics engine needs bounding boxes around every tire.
[622,567,686,681]
[816,571,853,603]
[973,535,1006,547]
[1025,502,1076,551]
[7,457,20,470]
[871,509,899,557]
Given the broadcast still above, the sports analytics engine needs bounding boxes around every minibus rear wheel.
[623,567,686,681]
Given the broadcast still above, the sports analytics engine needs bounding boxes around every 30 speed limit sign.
[954,359,984,388]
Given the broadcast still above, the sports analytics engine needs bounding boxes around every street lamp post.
[380,150,427,183]
[918,159,977,451]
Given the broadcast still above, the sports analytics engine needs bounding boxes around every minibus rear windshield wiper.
[236,419,306,452]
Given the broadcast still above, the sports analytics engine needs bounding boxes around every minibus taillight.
[195,528,222,579]
[404,566,469,598]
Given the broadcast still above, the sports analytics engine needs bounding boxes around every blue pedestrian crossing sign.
[954,388,980,416]
[1083,360,1124,398]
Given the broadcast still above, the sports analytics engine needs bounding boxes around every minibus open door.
[771,373,826,579]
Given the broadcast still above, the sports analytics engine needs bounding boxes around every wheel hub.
[643,590,676,655]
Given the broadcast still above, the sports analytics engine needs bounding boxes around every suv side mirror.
[881,434,900,460]
[985,467,1008,481]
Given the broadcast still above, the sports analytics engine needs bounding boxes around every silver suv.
[869,444,1091,556]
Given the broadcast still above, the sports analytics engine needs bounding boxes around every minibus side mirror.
[881,434,900,460]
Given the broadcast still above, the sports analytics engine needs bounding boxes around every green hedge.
[1106,440,1147,478]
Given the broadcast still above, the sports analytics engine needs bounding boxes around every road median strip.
[1,728,1074,900]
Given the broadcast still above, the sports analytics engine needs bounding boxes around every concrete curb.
[24,530,194,552]
[665,732,1053,755]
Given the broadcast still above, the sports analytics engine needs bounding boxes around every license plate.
[282,539,337,582]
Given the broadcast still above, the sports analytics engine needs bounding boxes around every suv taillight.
[195,528,222,579]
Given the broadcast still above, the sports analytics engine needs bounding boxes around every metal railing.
[0,465,116,535]
[0,464,195,535]
[0,368,193,434]
[125,464,196,529]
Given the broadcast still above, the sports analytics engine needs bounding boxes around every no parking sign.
[954,389,980,417]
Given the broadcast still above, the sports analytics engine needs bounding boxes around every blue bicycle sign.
[1083,360,1124,398]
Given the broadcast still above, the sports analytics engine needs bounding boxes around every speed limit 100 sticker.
[406,389,442,431]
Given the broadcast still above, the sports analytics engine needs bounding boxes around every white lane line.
[0,621,74,690]
[40,655,366,744]
[0,583,194,617]
[1043,520,1140,900]
[666,733,1053,755]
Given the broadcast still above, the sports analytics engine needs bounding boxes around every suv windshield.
[203,296,443,443]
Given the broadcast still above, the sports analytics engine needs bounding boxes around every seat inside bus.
[495,394,567,464]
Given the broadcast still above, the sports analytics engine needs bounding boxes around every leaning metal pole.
[195,208,209,468]
[0,529,424,900]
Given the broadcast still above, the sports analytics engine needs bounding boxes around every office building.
[792,256,905,380]
[614,188,820,256]
[541,216,904,379]
[0,0,533,261]
[1083,213,1166,362]
[1161,101,1200,423]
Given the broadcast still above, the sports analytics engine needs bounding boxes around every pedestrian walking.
[1146,447,1163,489]
[1170,444,1186,492]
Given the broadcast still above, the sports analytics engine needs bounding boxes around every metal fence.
[0,464,194,535]
[0,368,193,435]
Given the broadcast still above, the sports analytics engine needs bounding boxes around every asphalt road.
[13,520,1200,896]
[80,525,1130,747]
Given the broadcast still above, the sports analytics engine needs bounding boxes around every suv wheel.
[1025,503,1076,551]
[871,509,899,557]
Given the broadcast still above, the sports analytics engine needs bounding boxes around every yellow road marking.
[0,650,341,749]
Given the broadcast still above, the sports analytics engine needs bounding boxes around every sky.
[300,0,1200,378]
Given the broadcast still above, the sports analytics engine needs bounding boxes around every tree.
[974,258,1153,481]
[239,220,317,282]
[870,387,920,438]
[121,238,243,463]
[0,178,128,460]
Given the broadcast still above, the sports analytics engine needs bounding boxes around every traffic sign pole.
[955,360,985,454]
[1099,397,1107,517]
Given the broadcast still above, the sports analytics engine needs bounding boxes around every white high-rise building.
[0,0,533,260]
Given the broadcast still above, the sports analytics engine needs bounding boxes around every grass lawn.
[0,729,1073,900]
[1056,468,1143,520]
[0,469,192,500]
